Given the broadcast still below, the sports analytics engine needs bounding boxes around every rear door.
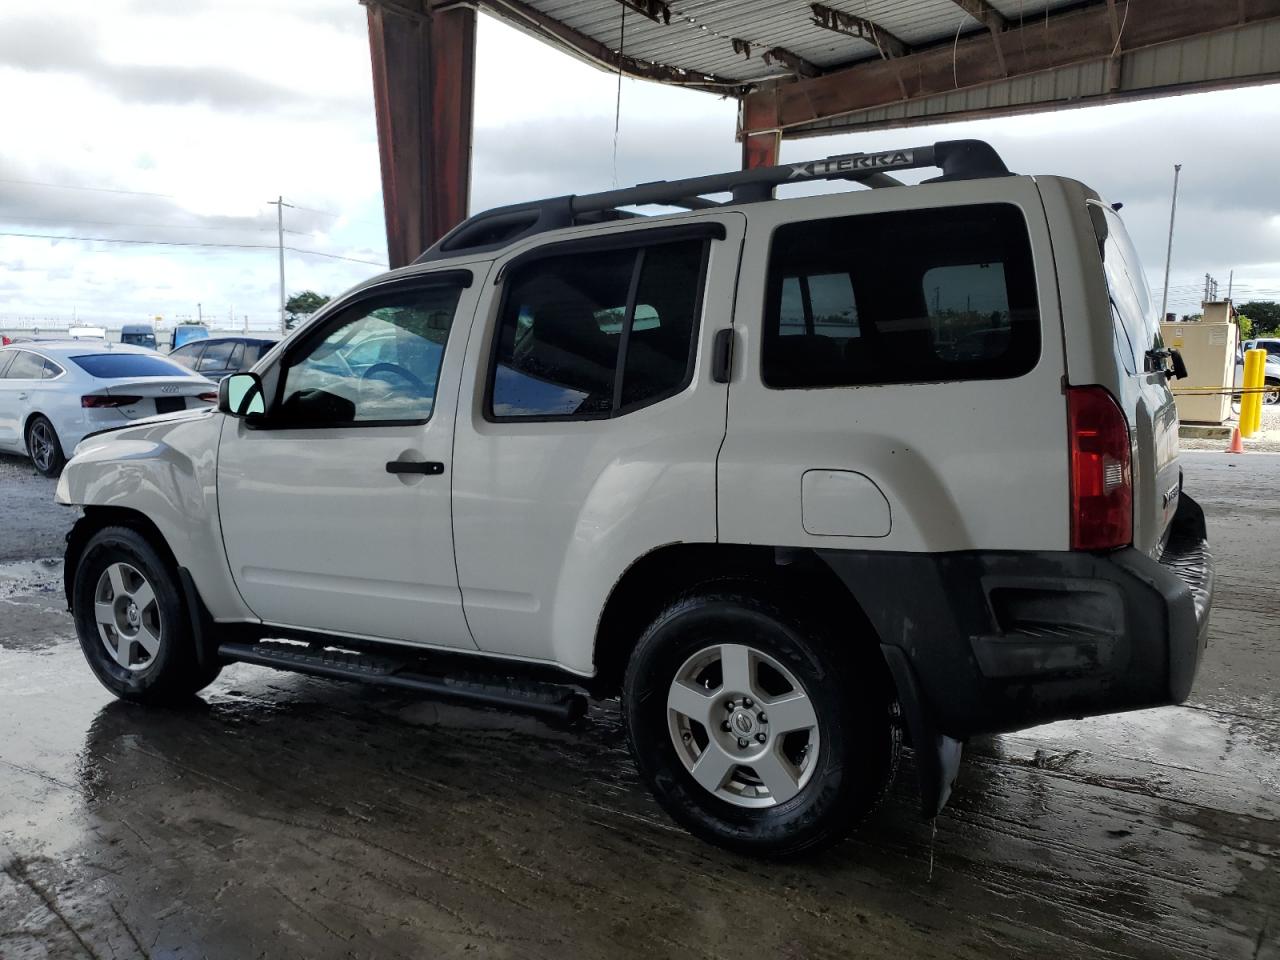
[1088,202,1180,553]
[450,216,744,672]
[0,349,37,447]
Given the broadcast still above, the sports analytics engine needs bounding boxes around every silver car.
[0,341,216,476]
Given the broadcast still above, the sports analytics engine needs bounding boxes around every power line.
[1,214,305,236]
[0,177,176,199]
[0,229,387,266]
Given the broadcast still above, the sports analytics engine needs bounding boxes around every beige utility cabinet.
[1160,319,1238,424]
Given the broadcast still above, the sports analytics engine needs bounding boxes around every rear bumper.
[817,492,1213,738]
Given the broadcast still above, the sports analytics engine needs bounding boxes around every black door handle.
[386,460,445,476]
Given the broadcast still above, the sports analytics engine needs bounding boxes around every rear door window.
[198,341,236,373]
[169,343,205,370]
[489,237,708,419]
[762,204,1040,388]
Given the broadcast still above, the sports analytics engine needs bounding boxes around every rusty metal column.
[739,93,780,169]
[367,0,476,268]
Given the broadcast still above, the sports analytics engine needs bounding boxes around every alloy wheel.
[666,643,820,808]
[29,421,55,473]
[94,562,163,672]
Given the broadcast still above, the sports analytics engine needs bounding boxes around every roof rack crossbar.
[416,140,1009,263]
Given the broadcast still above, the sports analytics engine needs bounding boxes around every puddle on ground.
[0,557,62,601]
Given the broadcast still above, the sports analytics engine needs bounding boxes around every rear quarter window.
[762,203,1041,389]
[72,354,193,379]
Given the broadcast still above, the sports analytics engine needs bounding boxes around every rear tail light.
[82,395,141,408]
[1067,385,1132,551]
[197,391,218,403]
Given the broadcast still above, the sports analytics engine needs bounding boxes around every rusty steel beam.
[947,0,1007,33]
[616,0,671,26]
[763,46,821,79]
[744,0,1280,137]
[480,0,741,93]
[367,0,476,267]
[810,3,909,59]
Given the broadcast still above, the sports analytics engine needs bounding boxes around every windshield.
[72,354,193,379]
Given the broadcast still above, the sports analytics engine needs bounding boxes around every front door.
[217,273,478,649]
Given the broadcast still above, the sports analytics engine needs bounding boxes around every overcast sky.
[1,0,1277,331]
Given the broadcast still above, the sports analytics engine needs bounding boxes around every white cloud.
[0,1,1277,330]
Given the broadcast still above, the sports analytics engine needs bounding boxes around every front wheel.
[623,590,899,858]
[26,415,65,477]
[72,526,221,703]
[1265,377,1280,406]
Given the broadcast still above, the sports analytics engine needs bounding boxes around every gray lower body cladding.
[817,492,1213,740]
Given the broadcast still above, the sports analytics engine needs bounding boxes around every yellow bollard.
[1240,348,1265,438]
[1249,348,1267,435]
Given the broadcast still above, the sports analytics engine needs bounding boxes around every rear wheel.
[72,526,221,703]
[623,589,899,858]
[1265,377,1280,406]
[26,415,65,477]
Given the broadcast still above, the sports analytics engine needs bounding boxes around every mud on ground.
[0,452,1277,959]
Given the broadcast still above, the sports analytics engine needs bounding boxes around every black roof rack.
[416,139,1010,264]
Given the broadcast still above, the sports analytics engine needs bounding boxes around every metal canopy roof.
[470,0,1280,137]
[481,0,1085,88]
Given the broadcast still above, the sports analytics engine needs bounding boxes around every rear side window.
[41,358,64,379]
[490,238,707,419]
[1090,203,1160,374]
[71,354,191,379]
[3,351,47,380]
[763,204,1040,388]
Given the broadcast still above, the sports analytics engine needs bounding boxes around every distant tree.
[1180,313,1203,322]
[1237,314,1255,340]
[285,291,331,330]
[1237,301,1280,337]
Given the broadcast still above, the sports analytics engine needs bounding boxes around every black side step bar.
[218,640,588,722]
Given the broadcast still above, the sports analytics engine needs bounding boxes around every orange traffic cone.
[1227,427,1245,454]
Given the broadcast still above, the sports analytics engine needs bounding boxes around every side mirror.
[218,372,266,418]
[1170,348,1189,380]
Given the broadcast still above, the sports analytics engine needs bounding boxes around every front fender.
[57,412,253,622]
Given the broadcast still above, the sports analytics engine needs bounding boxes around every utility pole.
[268,196,294,335]
[1227,270,1233,302]
[1160,163,1181,323]
[197,302,203,325]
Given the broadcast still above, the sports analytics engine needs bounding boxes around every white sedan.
[0,341,217,476]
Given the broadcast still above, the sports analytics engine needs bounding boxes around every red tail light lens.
[197,391,218,403]
[1068,386,1132,551]
[81,395,141,408]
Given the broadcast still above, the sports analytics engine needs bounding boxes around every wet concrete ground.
[0,451,1277,960]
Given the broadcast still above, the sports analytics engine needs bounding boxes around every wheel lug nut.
[756,733,767,743]
[725,700,736,710]
[721,720,732,732]
[737,737,749,749]
[743,697,754,708]
[757,712,767,723]
[682,731,692,742]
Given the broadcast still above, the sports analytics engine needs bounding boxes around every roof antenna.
[612,4,626,188]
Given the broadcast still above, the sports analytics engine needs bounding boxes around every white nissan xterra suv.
[58,141,1213,858]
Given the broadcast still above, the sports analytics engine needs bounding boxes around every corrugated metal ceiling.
[514,0,1069,83]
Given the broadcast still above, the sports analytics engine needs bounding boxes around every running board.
[218,640,588,722]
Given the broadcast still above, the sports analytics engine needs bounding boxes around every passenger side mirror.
[218,372,266,418]
[1169,348,1188,380]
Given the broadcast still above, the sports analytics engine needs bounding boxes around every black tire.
[623,589,899,858]
[26,415,65,477]
[1266,377,1280,406]
[72,526,221,704]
